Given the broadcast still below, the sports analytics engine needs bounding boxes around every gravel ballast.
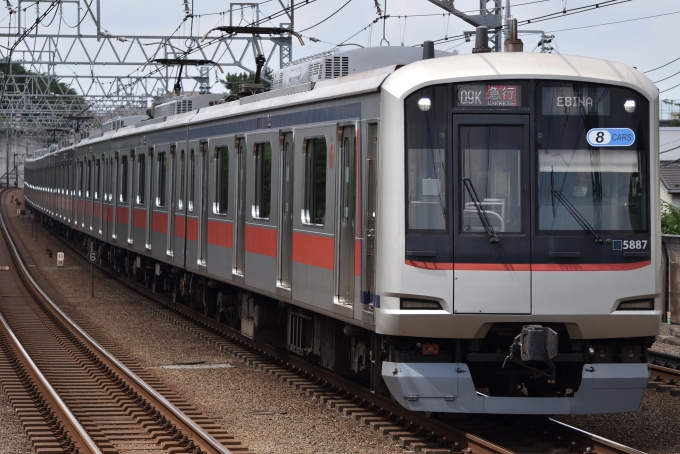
[4,192,404,453]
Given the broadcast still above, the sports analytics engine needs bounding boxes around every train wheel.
[200,282,214,317]
[171,280,181,303]
[215,291,226,323]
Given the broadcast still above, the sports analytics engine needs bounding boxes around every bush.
[662,201,680,234]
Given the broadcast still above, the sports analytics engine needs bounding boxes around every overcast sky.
[3,0,679,109]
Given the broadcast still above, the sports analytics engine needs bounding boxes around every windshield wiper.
[550,168,604,244]
[463,178,500,244]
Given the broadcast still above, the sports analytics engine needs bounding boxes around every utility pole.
[5,128,8,188]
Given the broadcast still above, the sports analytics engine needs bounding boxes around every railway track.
[0,191,251,454]
[648,350,680,395]
[8,191,645,454]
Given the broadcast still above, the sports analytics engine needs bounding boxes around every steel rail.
[548,419,646,454]
[0,309,101,453]
[648,349,680,370]
[0,190,232,454]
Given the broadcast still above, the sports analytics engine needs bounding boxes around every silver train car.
[24,45,660,415]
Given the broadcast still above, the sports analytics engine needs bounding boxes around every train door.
[125,150,135,245]
[145,147,154,250]
[206,137,234,279]
[452,115,531,314]
[278,132,294,291]
[112,153,119,240]
[184,143,201,271]
[198,142,209,267]
[334,126,357,307]
[363,123,378,316]
[95,157,102,235]
[172,147,189,266]
[233,137,246,279]
[166,145,176,258]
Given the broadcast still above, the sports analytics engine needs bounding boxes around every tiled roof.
[661,162,680,193]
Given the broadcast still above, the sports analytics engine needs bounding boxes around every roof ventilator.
[504,18,524,53]
[472,26,491,54]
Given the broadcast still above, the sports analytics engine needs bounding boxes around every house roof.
[661,162,680,193]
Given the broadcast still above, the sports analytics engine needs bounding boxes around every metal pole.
[91,262,94,298]
[5,129,8,188]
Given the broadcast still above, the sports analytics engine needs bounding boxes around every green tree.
[220,67,274,94]
[661,201,680,234]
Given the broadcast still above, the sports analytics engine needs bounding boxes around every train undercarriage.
[42,211,653,412]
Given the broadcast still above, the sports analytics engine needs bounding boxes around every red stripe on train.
[355,240,361,276]
[133,208,146,229]
[117,206,129,224]
[186,217,198,242]
[405,260,651,272]
[175,215,185,237]
[208,220,233,248]
[245,225,277,257]
[293,232,334,270]
[152,212,168,234]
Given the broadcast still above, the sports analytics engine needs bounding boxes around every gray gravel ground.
[0,390,33,453]
[6,193,404,454]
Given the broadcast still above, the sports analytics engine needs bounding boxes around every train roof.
[382,52,658,101]
[27,51,658,165]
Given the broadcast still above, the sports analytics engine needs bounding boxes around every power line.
[298,0,353,32]
[423,0,631,47]
[660,144,680,155]
[519,0,632,26]
[661,81,680,94]
[646,55,680,74]
[655,69,680,84]
[548,10,680,34]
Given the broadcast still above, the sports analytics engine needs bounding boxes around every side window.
[95,159,100,199]
[87,160,92,197]
[215,146,229,214]
[156,151,166,207]
[405,85,448,234]
[178,149,185,211]
[302,139,327,225]
[189,149,195,213]
[120,155,128,203]
[136,153,146,204]
[253,142,272,219]
[78,161,84,197]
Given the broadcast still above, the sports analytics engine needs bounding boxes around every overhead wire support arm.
[201,26,305,46]
[142,58,224,96]
[201,26,304,85]
[425,0,480,27]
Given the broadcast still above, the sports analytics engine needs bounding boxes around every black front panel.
[533,82,651,265]
[404,80,652,267]
[404,85,453,264]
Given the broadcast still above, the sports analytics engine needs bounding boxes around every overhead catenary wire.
[298,0,353,33]
[423,0,632,47]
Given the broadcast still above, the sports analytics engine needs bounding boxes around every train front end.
[376,53,660,414]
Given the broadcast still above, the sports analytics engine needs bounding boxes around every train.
[23,29,660,415]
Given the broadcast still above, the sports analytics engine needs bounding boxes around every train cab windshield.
[536,82,649,234]
[404,80,650,259]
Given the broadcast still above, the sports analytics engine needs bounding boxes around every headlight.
[400,299,442,310]
[617,299,653,311]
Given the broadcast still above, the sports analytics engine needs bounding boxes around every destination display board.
[542,85,610,116]
[455,83,522,107]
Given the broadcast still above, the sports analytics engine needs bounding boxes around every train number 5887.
[622,240,647,250]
